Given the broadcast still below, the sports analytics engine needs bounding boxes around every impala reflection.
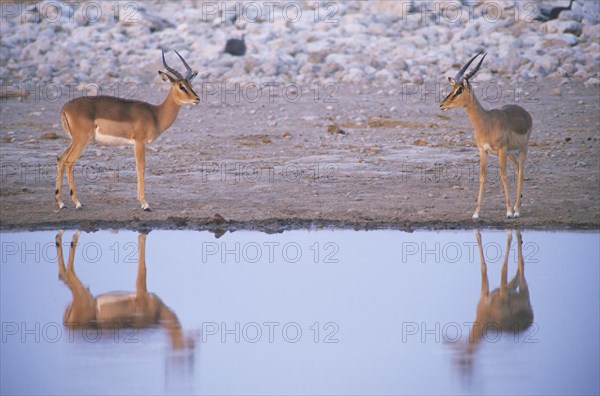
[56,230,191,349]
[459,229,534,369]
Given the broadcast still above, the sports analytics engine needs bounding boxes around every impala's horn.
[463,52,487,82]
[173,50,194,80]
[455,51,484,82]
[161,49,184,80]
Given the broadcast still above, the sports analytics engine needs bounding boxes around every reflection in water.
[458,229,534,373]
[56,230,193,351]
[1,228,595,394]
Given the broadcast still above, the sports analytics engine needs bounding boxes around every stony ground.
[1,78,598,232]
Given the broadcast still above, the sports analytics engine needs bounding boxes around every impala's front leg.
[473,148,487,219]
[498,149,513,218]
[134,141,150,211]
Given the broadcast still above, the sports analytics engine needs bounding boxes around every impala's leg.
[134,141,150,211]
[499,230,512,297]
[61,230,96,326]
[56,230,66,280]
[56,143,73,209]
[513,149,527,217]
[66,230,80,273]
[135,233,148,296]
[507,230,523,290]
[507,153,520,217]
[498,149,513,218]
[515,230,528,292]
[64,140,89,209]
[473,149,487,219]
[474,230,489,297]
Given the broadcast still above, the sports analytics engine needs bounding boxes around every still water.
[1,228,598,395]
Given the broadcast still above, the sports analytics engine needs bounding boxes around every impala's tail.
[60,109,73,139]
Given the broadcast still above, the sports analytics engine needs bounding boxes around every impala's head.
[439,52,487,111]
[159,49,200,105]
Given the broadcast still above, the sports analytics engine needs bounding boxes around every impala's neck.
[464,93,490,136]
[155,89,182,135]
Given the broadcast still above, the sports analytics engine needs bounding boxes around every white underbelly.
[482,143,498,155]
[482,143,522,157]
[94,126,134,146]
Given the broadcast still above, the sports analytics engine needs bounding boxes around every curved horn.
[463,52,487,81]
[161,49,183,80]
[455,51,484,82]
[173,50,194,80]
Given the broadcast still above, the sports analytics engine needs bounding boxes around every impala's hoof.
[513,211,520,218]
[141,203,151,211]
[472,212,479,220]
[75,201,82,209]
[506,211,514,219]
[58,202,65,209]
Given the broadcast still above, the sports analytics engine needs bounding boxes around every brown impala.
[440,52,533,219]
[55,50,200,211]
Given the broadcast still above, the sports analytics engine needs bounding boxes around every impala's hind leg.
[56,143,73,209]
[63,140,90,209]
[513,150,527,217]
[498,149,513,218]
[507,153,519,217]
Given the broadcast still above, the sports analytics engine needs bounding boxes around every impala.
[440,52,533,219]
[56,230,188,349]
[55,49,200,211]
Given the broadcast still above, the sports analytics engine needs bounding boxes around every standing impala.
[440,52,533,219]
[55,50,200,211]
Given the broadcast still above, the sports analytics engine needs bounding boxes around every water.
[1,228,598,395]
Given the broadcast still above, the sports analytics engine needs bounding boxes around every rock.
[584,78,600,88]
[544,33,579,47]
[558,10,583,22]
[555,63,576,77]
[327,125,346,135]
[0,0,597,87]
[540,20,582,36]
[532,55,560,76]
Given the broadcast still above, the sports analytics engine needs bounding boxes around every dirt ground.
[1,78,598,233]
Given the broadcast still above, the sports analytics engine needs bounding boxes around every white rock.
[532,55,560,77]
[540,20,582,36]
[544,33,579,47]
[584,78,600,88]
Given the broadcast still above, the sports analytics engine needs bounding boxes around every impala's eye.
[179,85,187,92]
[456,87,463,95]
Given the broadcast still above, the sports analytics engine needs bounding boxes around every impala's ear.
[188,71,198,82]
[158,70,176,83]
[448,77,456,85]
